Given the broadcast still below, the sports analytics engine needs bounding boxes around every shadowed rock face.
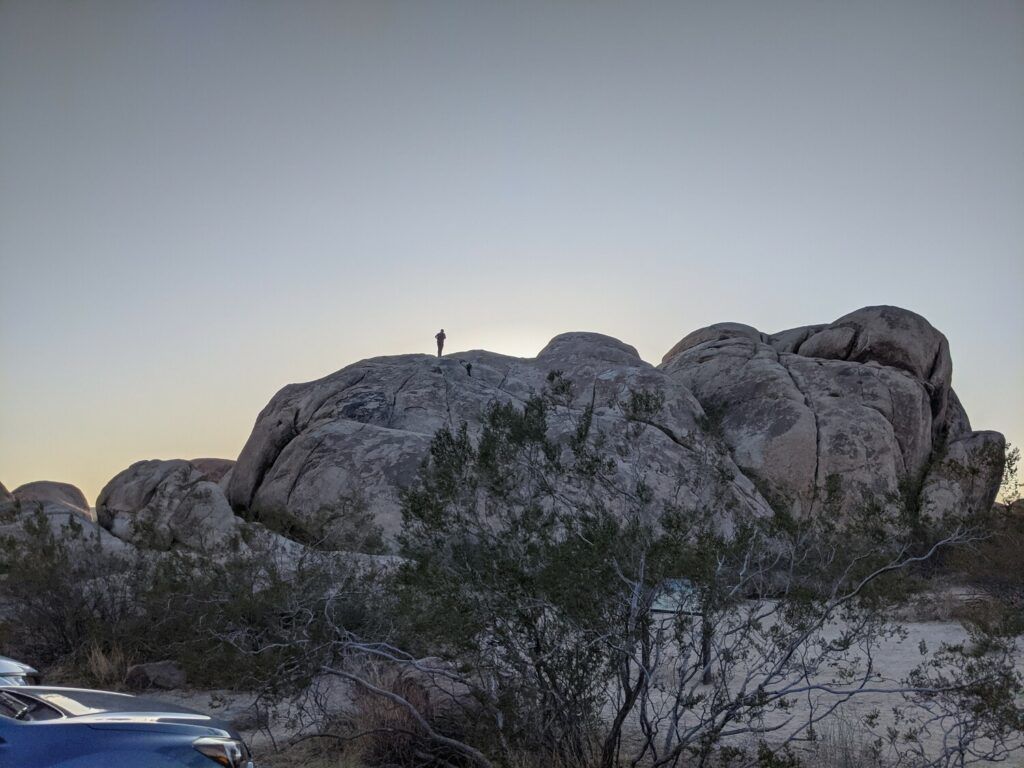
[63,305,1004,557]
[920,431,1006,519]
[188,458,235,483]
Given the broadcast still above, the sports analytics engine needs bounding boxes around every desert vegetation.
[1,382,1021,767]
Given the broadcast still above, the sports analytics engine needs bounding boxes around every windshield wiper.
[0,691,31,720]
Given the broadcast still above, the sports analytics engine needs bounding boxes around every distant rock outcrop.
[12,481,91,517]
[0,497,129,557]
[0,480,116,557]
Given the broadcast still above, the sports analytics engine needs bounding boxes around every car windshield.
[30,692,108,717]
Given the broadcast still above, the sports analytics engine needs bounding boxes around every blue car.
[0,685,255,767]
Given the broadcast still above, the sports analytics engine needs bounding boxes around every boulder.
[12,481,90,517]
[0,482,11,503]
[97,459,247,551]
[920,431,1006,519]
[126,660,187,691]
[660,306,1002,519]
[0,497,130,557]
[228,332,774,547]
[766,324,826,354]
[794,306,949,381]
[95,459,311,567]
[791,306,953,439]
[662,322,765,362]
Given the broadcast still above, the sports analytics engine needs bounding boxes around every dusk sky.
[1,0,1022,502]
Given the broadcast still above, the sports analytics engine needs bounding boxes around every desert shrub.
[377,386,1023,768]
[0,508,378,692]
[0,509,146,676]
[256,494,385,554]
[83,642,129,687]
[311,663,474,767]
[946,502,1024,633]
[145,549,375,691]
[2,402,1021,768]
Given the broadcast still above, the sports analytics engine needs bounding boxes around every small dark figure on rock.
[435,328,446,357]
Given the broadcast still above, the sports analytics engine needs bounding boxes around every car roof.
[7,686,135,697]
[0,685,239,738]
[1,686,203,717]
[0,657,38,675]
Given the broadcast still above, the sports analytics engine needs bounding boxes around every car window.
[0,691,63,722]
[0,692,25,719]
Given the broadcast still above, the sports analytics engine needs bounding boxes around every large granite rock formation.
[216,306,1002,551]
[22,305,1002,558]
[226,333,773,544]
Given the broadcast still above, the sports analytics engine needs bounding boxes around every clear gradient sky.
[1,1,1022,503]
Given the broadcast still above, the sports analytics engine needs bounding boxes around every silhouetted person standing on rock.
[435,328,446,357]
